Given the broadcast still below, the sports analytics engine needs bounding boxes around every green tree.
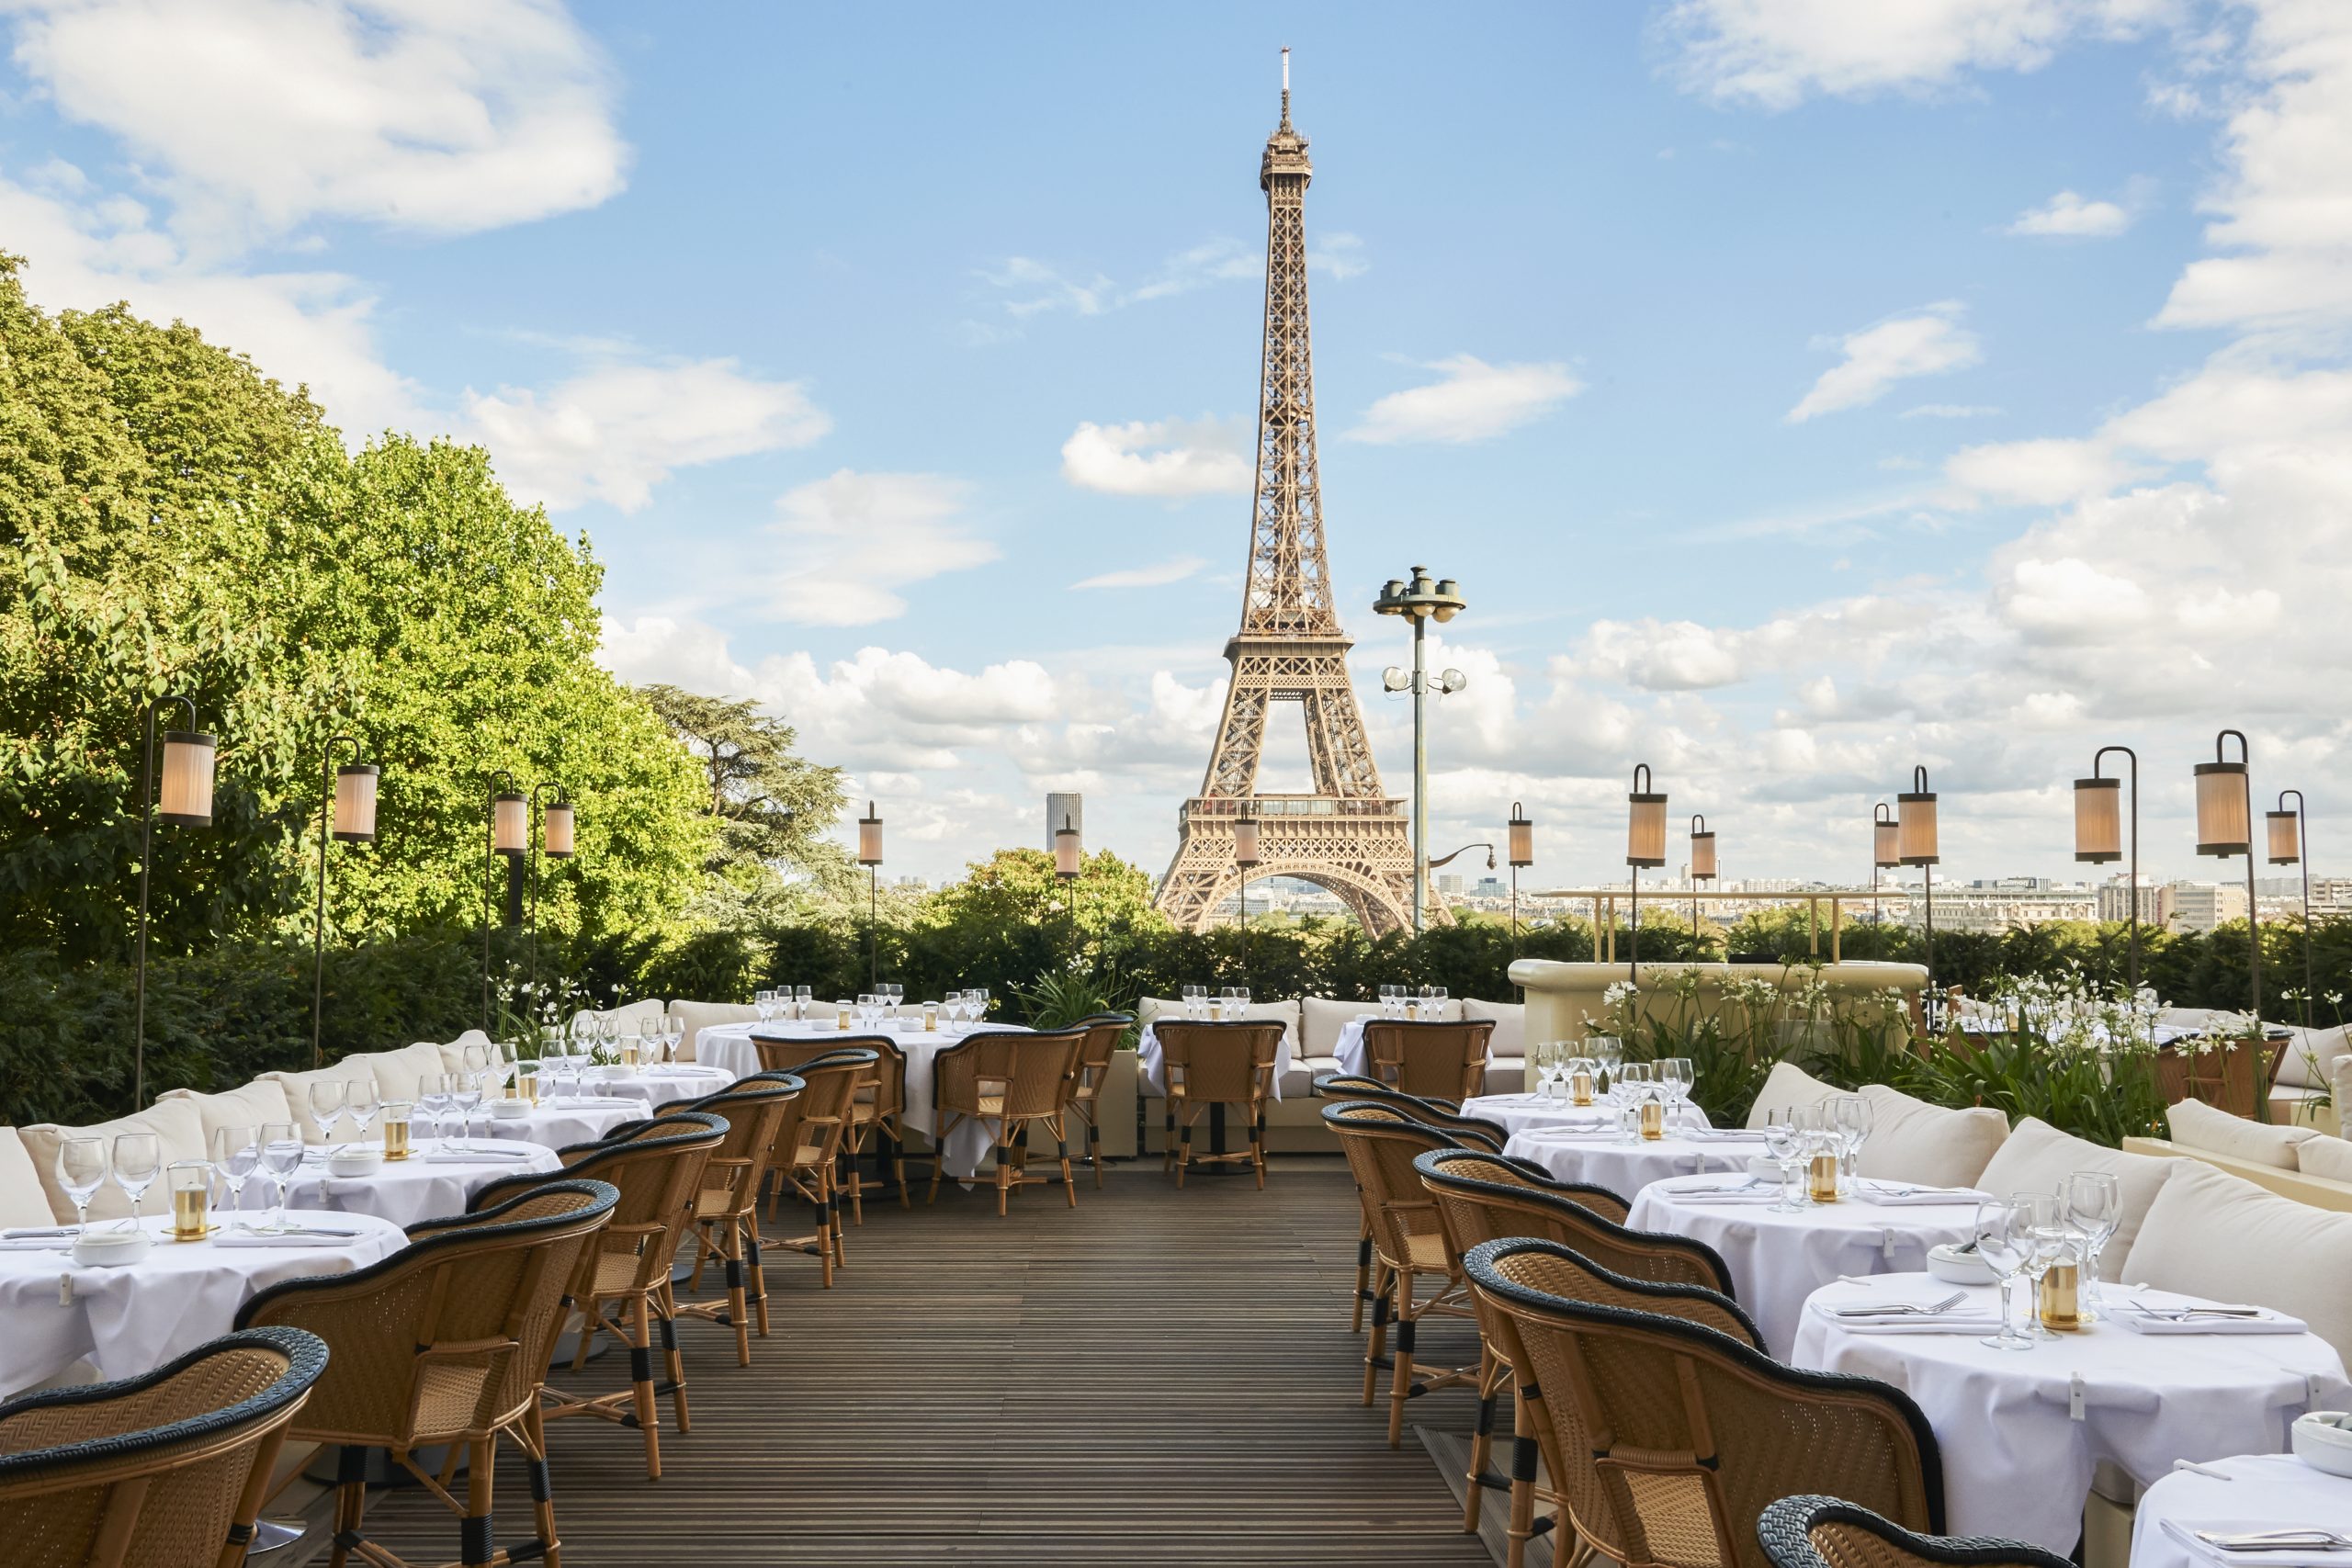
[638,682,850,889]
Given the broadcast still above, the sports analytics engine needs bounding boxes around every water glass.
[2063,1170,2121,1319]
[212,1125,258,1233]
[1761,1114,1806,1211]
[418,1074,452,1149]
[794,986,812,1019]
[453,1072,484,1152]
[57,1137,107,1235]
[258,1122,303,1234]
[309,1079,346,1154]
[972,987,990,1022]
[112,1133,161,1230]
[1590,1037,1624,1097]
[1973,1196,2042,1351]
[755,989,777,1023]
[1828,1094,1871,1188]
[1657,1057,1694,1122]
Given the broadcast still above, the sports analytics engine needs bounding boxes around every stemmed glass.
[258,1122,303,1234]
[1761,1113,1806,1211]
[1590,1037,1624,1100]
[885,983,904,1021]
[56,1138,107,1235]
[971,987,989,1024]
[2063,1171,2121,1320]
[1829,1094,1872,1189]
[112,1133,161,1233]
[418,1074,452,1152]
[1376,984,1396,1018]
[345,1081,380,1155]
[943,993,965,1032]
[309,1080,347,1156]
[1614,1061,1653,1109]
[1657,1057,1694,1126]
[1973,1196,2042,1351]
[794,986,813,1019]
[452,1072,484,1153]
[755,989,777,1023]
[212,1126,258,1233]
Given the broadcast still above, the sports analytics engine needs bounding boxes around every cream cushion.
[1854,1084,2008,1188]
[1464,998,1526,1059]
[155,1080,295,1144]
[20,1100,210,1224]
[257,1061,381,1143]
[2273,1025,2351,1090]
[1745,1061,1840,1129]
[432,1030,497,1076]
[2165,1096,2317,1169]
[2127,1157,2352,1367]
[1300,998,1366,1057]
[1974,1116,2179,1280]
[1138,998,1301,1035]
[672,1001,759,1063]
[2337,1058,2352,1141]
[363,1041,457,1100]
[0,1128,57,1229]
[2297,1134,2352,1184]
[571,1000,666,1040]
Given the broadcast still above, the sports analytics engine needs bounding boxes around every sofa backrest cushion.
[20,1099,211,1224]
[673,1001,760,1063]
[155,1080,296,1145]
[1298,997,1365,1056]
[368,1041,456,1101]
[0,1128,56,1229]
[1139,998,1301,1036]
[570,999,666,1041]
[1463,998,1525,1058]
[2295,1134,2352,1185]
[2127,1156,2352,1368]
[2276,1024,2352,1090]
[1974,1115,2179,1280]
[1744,1060,1839,1129]
[258,1061,384,1142]
[1854,1083,2008,1189]
[2165,1095,2317,1170]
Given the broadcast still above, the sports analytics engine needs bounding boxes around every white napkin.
[1812,1286,2002,1333]
[1849,1180,1993,1207]
[0,1236,71,1250]
[213,1231,356,1248]
[1683,1129,1768,1143]
[1833,1314,2007,1335]
[1523,1125,1619,1141]
[2162,1518,2352,1568]
[2114,1304,2310,1336]
[1664,1180,1777,1205]
[422,1150,535,1166]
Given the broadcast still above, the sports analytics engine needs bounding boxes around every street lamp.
[1871,801,1900,930]
[1232,807,1261,966]
[2268,789,2310,1028]
[1374,565,1467,933]
[1508,803,1533,941]
[1689,814,1716,959]
[2073,746,2140,993]
[134,696,217,1107]
[1898,766,1939,998]
[483,773,523,1032]
[1056,809,1084,974]
[858,800,885,988]
[311,736,378,1067]
[2194,731,2260,1024]
[526,783,574,1030]
[1625,765,1667,986]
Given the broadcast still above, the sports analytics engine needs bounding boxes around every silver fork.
[2196,1530,2352,1551]
[1832,1292,1966,1317]
[2127,1301,2266,1319]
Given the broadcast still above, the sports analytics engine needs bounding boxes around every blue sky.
[5,1,2347,891]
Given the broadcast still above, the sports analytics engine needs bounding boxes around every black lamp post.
[1507,803,1533,942]
[1625,765,1667,986]
[527,783,575,1029]
[1872,802,1899,915]
[483,773,525,1032]
[1372,566,1468,932]
[1689,814,1716,959]
[858,800,884,987]
[1232,808,1261,967]
[311,736,378,1067]
[1055,810,1084,969]
[1898,766,1940,1000]
[133,696,217,1108]
[2268,789,2310,1028]
[2073,746,2140,993]
[2194,730,2261,1026]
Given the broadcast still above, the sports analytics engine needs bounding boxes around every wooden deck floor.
[328,1163,1494,1566]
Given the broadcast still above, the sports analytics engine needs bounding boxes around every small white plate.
[488,1100,532,1119]
[72,1229,152,1268]
[1926,1243,1997,1285]
[327,1150,384,1178]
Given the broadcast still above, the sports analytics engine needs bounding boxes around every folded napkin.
[1849,1181,1993,1207]
[1682,1129,1768,1144]
[422,1149,536,1166]
[1664,1180,1778,1205]
[1523,1125,1619,1141]
[2162,1518,2352,1568]
[0,1236,71,1251]
[213,1231,357,1248]
[1,1226,76,1240]
[2114,1304,2310,1337]
[1834,1314,2007,1335]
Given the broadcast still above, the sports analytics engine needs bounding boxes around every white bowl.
[326,1150,383,1178]
[72,1229,152,1268]
[488,1100,532,1120]
[1925,1244,1998,1286]
[2293,1413,2352,1478]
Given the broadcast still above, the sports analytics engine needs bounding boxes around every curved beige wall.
[1505,959,1929,1047]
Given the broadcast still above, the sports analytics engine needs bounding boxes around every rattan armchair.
[751,1049,872,1285]
[751,1033,905,1223]
[1067,1011,1135,1188]
[1157,1020,1283,1189]
[1315,1070,1462,1111]
[929,1029,1086,1214]
[1465,1237,1946,1568]
[471,1115,725,1483]
[0,1325,324,1568]
[236,1179,617,1566]
[1760,1495,2075,1568]
[1320,1101,1482,1448]
[667,1076,803,1366]
[1363,1019,1497,1100]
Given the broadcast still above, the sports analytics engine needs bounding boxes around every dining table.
[1499,1117,1763,1206]
[0,1209,407,1396]
[1468,1092,1715,1141]
[2130,1452,2352,1568]
[230,1137,562,1229]
[1792,1275,2352,1554]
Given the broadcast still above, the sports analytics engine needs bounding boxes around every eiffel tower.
[1155,57,1439,938]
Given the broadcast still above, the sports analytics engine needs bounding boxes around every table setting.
[1332,986,1479,1078]
[2132,1451,2352,1568]
[1138,988,1297,1098]
[223,1131,560,1230]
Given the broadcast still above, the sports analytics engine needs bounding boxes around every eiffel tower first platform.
[1155,61,1442,938]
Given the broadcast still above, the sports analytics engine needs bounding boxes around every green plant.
[1012,962,1138,1043]
[1905,974,2168,1146]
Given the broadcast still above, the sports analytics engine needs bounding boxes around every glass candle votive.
[1570,1069,1595,1107]
[515,1066,537,1105]
[922,1000,939,1032]
[382,1101,413,1161]
[1807,1147,1841,1203]
[2038,1262,2081,1331]
[620,1034,640,1068]
[835,1000,852,1031]
[1639,1098,1665,1141]
[168,1160,211,1239]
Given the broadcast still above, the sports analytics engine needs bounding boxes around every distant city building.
[1045,792,1082,853]
[2098,874,2173,926]
[1905,886,2096,933]
[894,875,929,892]
[1474,876,1505,898]
[2168,881,2248,934]
[1438,874,1464,895]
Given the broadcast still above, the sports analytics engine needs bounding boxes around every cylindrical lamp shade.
[1872,818,1901,869]
[157,731,217,826]
[1508,805,1533,868]
[2267,809,2301,865]
[2072,777,2121,863]
[332,764,379,843]
[2194,762,2250,856]
[491,793,527,855]
[1626,793,1668,869]
[1897,791,1939,865]
[543,800,576,859]
[1232,816,1261,869]
[1054,817,1082,880]
[1690,830,1716,881]
[857,802,884,866]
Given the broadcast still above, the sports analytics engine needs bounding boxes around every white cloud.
[2007,188,2133,236]
[1903,402,2005,418]
[758,470,997,626]
[1347,355,1583,445]
[464,361,831,512]
[978,231,1368,324]
[5,0,627,243]
[1059,417,1253,496]
[1787,303,1983,423]
[981,256,1112,319]
[1944,436,2144,503]
[1070,557,1211,591]
[1313,231,1370,280]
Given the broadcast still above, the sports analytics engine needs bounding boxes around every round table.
[236,1138,563,1229]
[1468,1093,1714,1140]
[1501,1122,1768,1205]
[2132,1453,2352,1568]
[585,1064,734,1109]
[477,1100,638,1151]
[0,1209,406,1396]
[1136,1021,1298,1099]
[1624,1173,1984,1356]
[1792,1275,2351,1553]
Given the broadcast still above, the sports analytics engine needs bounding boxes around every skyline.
[2,4,2345,893]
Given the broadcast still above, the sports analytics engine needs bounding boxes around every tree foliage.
[639,682,849,890]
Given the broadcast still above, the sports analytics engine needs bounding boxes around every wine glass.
[1973,1196,2041,1351]
[1657,1057,1694,1124]
[942,993,965,1031]
[56,1138,107,1235]
[418,1074,452,1151]
[111,1133,161,1232]
[972,987,989,1023]
[452,1072,484,1153]
[794,985,812,1019]
[755,989,777,1023]
[258,1122,303,1235]
[1828,1094,1871,1188]
[1761,1113,1806,1211]
[2063,1171,2121,1320]
[345,1079,380,1153]
[212,1125,258,1234]
[1590,1037,1624,1099]
[309,1079,347,1155]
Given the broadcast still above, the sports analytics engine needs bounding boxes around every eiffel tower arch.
[1155,62,1443,939]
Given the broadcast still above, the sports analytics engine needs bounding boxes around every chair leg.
[845,1134,865,1226]
[329,1444,368,1568]
[628,1292,662,1480]
[1176,1108,1193,1189]
[927,1115,956,1204]
[1087,1108,1103,1189]
[1057,1119,1077,1208]
[462,1435,496,1566]
[524,1403,561,1568]
[1506,1381,1536,1568]
[827,1168,847,1267]
[747,1226,770,1337]
[1251,1104,1266,1190]
[816,1183,836,1287]
[659,1280,689,1434]
[1388,1306,1415,1450]
[1363,1267,1390,1406]
[1162,1104,1175,1172]
[1352,1222,1373,1333]
[1465,1344,1499,1531]
[722,1224,751,1366]
[995,1138,1011,1216]
[892,1124,910,1210]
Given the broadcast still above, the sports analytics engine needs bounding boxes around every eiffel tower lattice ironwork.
[1155,63,1442,938]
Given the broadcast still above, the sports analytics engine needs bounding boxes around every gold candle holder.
[1570,1071,1594,1107]
[383,1104,412,1161]
[836,1003,851,1032]
[923,1003,938,1032]
[1807,1151,1840,1203]
[2038,1263,2081,1331]
[620,1038,640,1068]
[1639,1100,1665,1140]
[516,1069,538,1106]
[167,1161,210,1240]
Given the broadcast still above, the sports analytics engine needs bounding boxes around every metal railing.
[1525,887,1903,964]
[1182,795,1406,821]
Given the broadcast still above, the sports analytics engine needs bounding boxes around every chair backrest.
[1413,1147,1739,1299]
[680,1078,801,1221]
[757,1050,872,1173]
[1311,1073,1506,1150]
[753,1032,901,1117]
[1758,1495,2075,1568]
[239,1179,618,1451]
[483,1114,725,1295]
[935,1031,1085,1119]
[1320,1100,1466,1272]
[1158,1021,1283,1104]
[1466,1237,1945,1568]
[1364,1018,1496,1100]
[1072,1013,1135,1088]
[0,1325,326,1568]
[1315,1071,1461,1112]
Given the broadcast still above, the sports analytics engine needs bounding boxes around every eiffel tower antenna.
[1154,57,1441,937]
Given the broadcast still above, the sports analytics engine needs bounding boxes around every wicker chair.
[1316,1070,1462,1111]
[1067,1012,1135,1188]
[0,1325,325,1568]
[1465,1237,1946,1568]
[236,1179,618,1565]
[472,1115,725,1482]
[1363,1019,1497,1101]
[1759,1495,2075,1568]
[929,1029,1086,1213]
[751,1033,905,1223]
[752,1049,875,1287]
[1157,1020,1283,1188]
[667,1076,803,1367]
[1320,1101,1482,1447]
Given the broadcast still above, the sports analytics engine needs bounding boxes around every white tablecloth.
[0,1210,406,1396]
[1502,1120,1761,1203]
[2132,1453,2352,1568]
[1792,1276,2351,1552]
[480,1100,639,1151]
[232,1139,562,1229]
[583,1064,734,1110]
[1626,1174,1982,1356]
[1136,1021,1297,1100]
[1468,1093,1714,1141]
